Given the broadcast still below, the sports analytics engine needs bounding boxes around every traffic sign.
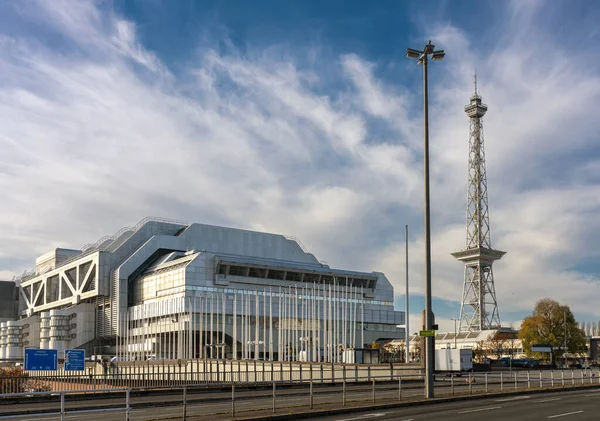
[64,349,85,371]
[24,349,58,371]
[419,330,435,337]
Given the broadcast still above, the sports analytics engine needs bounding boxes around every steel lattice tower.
[451,78,505,332]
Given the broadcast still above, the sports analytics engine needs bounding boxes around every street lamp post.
[451,318,459,349]
[406,40,445,399]
[247,341,264,360]
[215,343,227,359]
[299,337,309,361]
[405,225,410,364]
[564,308,568,368]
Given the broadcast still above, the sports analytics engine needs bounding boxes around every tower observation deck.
[451,77,505,332]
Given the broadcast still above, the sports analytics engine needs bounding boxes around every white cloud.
[0,1,599,326]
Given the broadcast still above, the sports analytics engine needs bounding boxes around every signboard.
[532,345,552,353]
[419,330,435,337]
[64,349,85,371]
[24,349,58,371]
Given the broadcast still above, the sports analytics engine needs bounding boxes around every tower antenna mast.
[451,78,505,332]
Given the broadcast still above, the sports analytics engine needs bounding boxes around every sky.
[1,0,599,335]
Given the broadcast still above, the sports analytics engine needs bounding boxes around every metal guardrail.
[1,361,423,393]
[0,369,599,421]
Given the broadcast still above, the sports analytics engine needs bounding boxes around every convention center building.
[1,217,405,362]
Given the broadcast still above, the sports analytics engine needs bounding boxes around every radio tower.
[451,76,505,332]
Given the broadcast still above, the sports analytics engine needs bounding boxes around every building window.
[229,266,247,276]
[217,265,227,275]
[267,270,285,280]
[321,275,333,284]
[285,272,302,282]
[248,267,267,278]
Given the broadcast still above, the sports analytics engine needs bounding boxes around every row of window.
[128,315,400,333]
[217,264,376,289]
[153,285,392,307]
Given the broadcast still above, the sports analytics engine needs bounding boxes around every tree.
[472,340,488,363]
[412,336,424,362]
[518,298,587,363]
[484,332,508,360]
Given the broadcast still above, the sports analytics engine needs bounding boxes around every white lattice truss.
[452,89,505,332]
[466,114,491,249]
[460,263,500,331]
[20,254,100,315]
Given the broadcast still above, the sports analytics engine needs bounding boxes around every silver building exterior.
[4,217,404,361]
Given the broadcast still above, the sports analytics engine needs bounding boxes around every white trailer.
[435,349,473,373]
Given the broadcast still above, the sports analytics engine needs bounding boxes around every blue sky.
[1,0,599,334]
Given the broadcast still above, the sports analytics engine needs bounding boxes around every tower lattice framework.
[451,79,505,332]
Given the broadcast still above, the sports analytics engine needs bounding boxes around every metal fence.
[2,360,422,393]
[0,369,598,421]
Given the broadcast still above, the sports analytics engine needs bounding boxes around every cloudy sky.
[1,0,599,334]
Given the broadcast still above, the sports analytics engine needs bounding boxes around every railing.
[3,361,422,392]
[283,235,310,253]
[0,368,598,421]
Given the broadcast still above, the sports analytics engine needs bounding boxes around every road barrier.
[1,360,422,393]
[0,369,598,421]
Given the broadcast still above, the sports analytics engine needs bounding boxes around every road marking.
[335,414,387,421]
[547,411,584,418]
[457,406,502,414]
[536,398,562,403]
[495,396,532,402]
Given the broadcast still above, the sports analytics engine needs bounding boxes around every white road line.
[547,411,584,418]
[495,396,532,402]
[457,406,502,414]
[335,414,387,421]
[536,398,562,403]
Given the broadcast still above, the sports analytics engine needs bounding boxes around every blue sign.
[64,349,85,371]
[24,349,58,371]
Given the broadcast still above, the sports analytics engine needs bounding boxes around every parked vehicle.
[435,349,473,374]
[499,357,511,367]
[503,358,540,368]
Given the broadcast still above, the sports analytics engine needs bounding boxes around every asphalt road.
[1,370,598,421]
[4,387,599,421]
[320,388,600,421]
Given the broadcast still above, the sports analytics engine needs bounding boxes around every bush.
[0,367,51,393]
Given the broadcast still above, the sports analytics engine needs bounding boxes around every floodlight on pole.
[406,39,445,400]
[431,50,445,61]
[406,48,421,59]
